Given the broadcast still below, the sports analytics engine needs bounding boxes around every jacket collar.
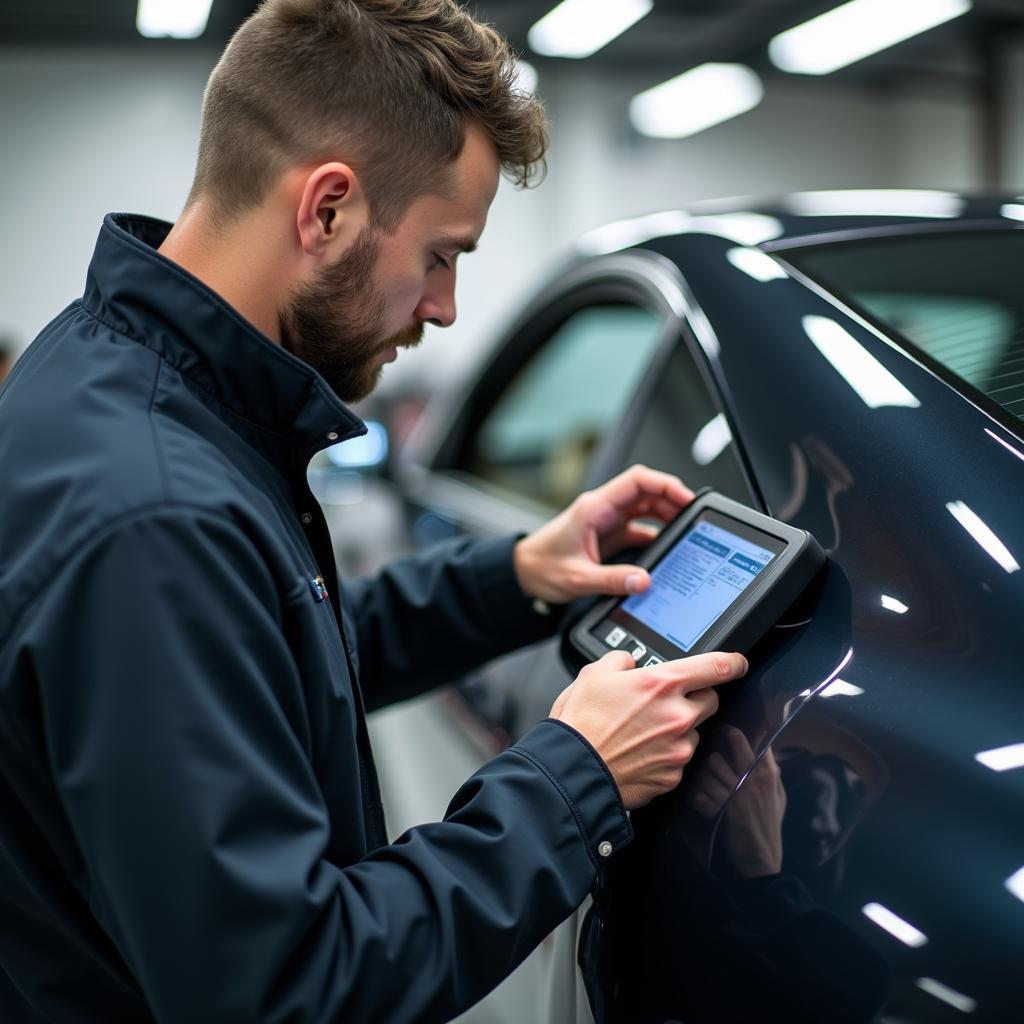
[82,213,366,460]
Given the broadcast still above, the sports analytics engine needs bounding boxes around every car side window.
[468,303,665,510]
[622,336,753,503]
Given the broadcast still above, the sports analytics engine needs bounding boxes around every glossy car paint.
[393,195,1024,1023]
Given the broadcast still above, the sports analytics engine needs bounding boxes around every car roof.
[575,190,1023,255]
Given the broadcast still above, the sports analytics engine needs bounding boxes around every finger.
[590,466,694,524]
[591,649,636,673]
[633,651,748,694]
[687,686,721,728]
[600,520,660,557]
[565,560,651,598]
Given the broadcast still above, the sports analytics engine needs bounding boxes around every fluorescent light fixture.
[630,64,763,140]
[1001,203,1024,222]
[916,978,977,1014]
[946,500,1020,574]
[325,421,389,469]
[691,414,732,466]
[803,316,921,410]
[985,428,1024,464]
[528,0,652,59]
[975,743,1024,772]
[786,189,963,218]
[137,0,213,39]
[1006,864,1024,903]
[769,0,972,75]
[726,246,788,282]
[513,60,539,96]
[821,679,865,698]
[862,902,928,947]
[881,594,909,614]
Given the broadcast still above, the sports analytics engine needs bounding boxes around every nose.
[416,274,457,329]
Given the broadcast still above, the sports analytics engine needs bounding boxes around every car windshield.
[786,229,1024,427]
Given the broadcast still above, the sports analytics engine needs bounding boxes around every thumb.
[582,562,650,597]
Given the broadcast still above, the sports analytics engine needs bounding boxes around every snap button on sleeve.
[326,431,339,441]
[598,841,613,858]
[301,513,313,525]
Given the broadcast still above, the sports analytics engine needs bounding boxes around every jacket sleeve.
[24,507,631,1024]
[342,534,561,711]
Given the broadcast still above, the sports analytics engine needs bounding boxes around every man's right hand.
[549,650,748,810]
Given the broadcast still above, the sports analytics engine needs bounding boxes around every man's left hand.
[513,464,694,605]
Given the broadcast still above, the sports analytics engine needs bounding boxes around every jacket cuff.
[472,535,565,646]
[511,719,633,869]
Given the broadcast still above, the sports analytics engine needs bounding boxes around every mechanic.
[0,2,747,1022]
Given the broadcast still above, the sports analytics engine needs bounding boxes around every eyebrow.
[436,234,478,255]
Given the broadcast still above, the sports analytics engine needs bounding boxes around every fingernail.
[625,573,646,594]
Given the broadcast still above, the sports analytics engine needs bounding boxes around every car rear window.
[785,230,1024,425]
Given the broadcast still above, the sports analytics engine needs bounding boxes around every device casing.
[562,489,826,674]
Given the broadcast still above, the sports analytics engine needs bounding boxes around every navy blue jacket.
[0,214,632,1023]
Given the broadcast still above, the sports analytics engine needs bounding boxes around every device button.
[629,643,647,662]
[643,656,664,667]
[604,626,628,648]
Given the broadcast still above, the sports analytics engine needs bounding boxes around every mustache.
[388,323,425,350]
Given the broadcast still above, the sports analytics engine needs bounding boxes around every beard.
[280,225,423,403]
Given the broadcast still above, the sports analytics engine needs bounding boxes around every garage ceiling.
[2,0,1023,87]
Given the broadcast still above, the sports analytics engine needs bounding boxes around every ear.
[295,162,369,261]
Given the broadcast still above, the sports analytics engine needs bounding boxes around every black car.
[392,190,1024,1024]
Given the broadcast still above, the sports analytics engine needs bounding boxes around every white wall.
[0,42,1018,392]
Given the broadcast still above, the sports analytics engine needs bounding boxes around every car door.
[395,248,757,745]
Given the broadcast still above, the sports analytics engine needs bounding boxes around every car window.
[469,303,664,510]
[786,231,1024,426]
[621,337,754,503]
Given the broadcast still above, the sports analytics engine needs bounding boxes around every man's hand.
[550,650,747,810]
[513,465,694,604]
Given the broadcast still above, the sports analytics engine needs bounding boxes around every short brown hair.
[187,0,549,230]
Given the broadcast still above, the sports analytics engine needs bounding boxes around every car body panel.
[388,192,1024,1023]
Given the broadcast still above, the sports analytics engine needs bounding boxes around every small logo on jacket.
[308,575,329,603]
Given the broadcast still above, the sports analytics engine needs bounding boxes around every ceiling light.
[862,902,928,947]
[726,247,789,282]
[803,316,921,409]
[786,190,963,218]
[769,0,972,76]
[881,594,909,614]
[946,501,1020,574]
[975,743,1024,772]
[528,0,652,59]
[137,0,213,39]
[630,64,763,139]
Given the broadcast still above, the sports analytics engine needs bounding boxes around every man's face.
[281,122,500,403]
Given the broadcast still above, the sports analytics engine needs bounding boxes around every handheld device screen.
[600,510,786,657]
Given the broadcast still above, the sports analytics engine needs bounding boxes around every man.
[0,2,746,1021]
